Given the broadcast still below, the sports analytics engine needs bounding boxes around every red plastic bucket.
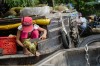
[0,37,17,55]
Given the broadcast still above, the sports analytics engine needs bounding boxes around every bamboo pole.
[52,0,55,9]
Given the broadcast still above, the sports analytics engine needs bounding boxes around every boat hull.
[35,46,100,66]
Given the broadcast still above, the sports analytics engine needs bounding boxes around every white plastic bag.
[32,7,42,16]
[20,7,34,17]
[20,6,50,17]
[40,6,50,16]
[33,6,50,16]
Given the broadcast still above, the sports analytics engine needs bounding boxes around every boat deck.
[0,53,34,59]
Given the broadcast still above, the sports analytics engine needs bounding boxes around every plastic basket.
[0,37,17,55]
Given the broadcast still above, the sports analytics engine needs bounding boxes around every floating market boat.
[0,11,80,65]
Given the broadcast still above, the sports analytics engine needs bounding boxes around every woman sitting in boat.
[16,16,47,56]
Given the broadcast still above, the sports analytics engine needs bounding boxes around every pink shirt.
[18,24,39,39]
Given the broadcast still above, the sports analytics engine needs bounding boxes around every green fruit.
[24,43,30,48]
[23,39,31,48]
[29,43,36,54]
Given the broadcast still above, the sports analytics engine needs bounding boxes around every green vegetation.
[2,0,100,17]
[3,0,39,7]
[70,0,100,16]
[38,0,100,16]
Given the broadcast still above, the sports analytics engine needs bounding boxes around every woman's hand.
[38,27,47,40]
[40,34,46,40]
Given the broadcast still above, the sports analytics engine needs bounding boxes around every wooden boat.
[0,11,78,65]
